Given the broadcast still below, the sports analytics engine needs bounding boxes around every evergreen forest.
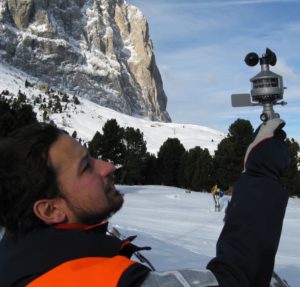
[1,91,299,197]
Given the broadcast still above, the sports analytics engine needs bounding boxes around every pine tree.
[71,130,77,139]
[294,170,300,198]
[177,151,190,188]
[214,119,253,190]
[48,99,53,109]
[17,90,27,105]
[142,153,160,185]
[42,110,48,122]
[0,97,10,115]
[88,131,102,158]
[53,99,62,113]
[178,147,202,189]
[191,148,214,192]
[14,104,37,129]
[157,138,186,187]
[0,96,37,137]
[62,93,69,102]
[118,127,148,184]
[0,112,17,137]
[281,138,300,196]
[97,119,125,165]
[73,96,80,105]
[178,146,214,191]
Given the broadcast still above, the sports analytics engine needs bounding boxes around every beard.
[65,189,124,226]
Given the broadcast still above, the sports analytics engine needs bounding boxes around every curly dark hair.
[0,122,64,235]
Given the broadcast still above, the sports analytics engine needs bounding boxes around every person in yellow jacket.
[211,184,220,211]
[211,184,218,196]
[0,119,290,287]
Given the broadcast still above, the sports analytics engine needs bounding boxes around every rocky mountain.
[0,61,224,154]
[0,0,171,122]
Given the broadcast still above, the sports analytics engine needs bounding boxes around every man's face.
[48,133,124,225]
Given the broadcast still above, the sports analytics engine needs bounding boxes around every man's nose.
[97,160,116,177]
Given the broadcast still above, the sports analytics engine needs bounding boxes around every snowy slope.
[110,185,300,287]
[0,61,224,155]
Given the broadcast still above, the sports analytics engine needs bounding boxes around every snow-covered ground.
[110,185,300,287]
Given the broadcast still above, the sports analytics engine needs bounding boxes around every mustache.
[108,173,115,183]
[104,173,116,193]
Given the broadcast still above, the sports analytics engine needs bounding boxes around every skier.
[0,118,290,286]
[211,184,223,211]
[211,184,218,210]
[215,187,224,212]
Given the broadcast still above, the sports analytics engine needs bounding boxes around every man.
[211,184,219,211]
[0,118,290,286]
[211,184,224,212]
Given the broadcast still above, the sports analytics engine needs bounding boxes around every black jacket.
[0,223,150,287]
[207,136,289,287]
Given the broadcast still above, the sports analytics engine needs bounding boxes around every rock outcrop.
[0,0,171,122]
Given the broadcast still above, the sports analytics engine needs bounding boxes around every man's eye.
[83,162,92,172]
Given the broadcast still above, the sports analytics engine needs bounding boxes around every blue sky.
[128,0,300,142]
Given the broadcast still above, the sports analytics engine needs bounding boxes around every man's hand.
[243,118,290,178]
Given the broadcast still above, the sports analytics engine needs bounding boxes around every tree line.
[1,93,299,197]
[88,118,300,197]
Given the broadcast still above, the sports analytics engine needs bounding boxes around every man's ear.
[33,198,67,225]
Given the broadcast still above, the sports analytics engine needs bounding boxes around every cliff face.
[0,0,171,122]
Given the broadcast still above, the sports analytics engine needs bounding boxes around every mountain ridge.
[0,60,225,155]
[0,0,171,122]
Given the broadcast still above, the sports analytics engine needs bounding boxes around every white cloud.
[275,60,300,83]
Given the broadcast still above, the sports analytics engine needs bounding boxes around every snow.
[0,61,225,155]
[110,185,300,287]
[64,98,224,155]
